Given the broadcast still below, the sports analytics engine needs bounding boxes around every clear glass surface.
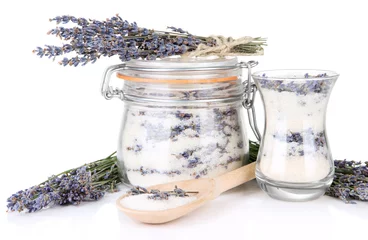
[114,57,249,187]
[252,69,339,201]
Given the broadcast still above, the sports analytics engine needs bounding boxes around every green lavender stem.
[38,152,120,191]
[249,140,260,163]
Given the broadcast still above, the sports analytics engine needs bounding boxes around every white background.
[1,0,367,239]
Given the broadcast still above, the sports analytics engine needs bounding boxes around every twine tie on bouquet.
[185,35,264,57]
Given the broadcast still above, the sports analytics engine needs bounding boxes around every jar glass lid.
[117,57,240,84]
[124,56,238,69]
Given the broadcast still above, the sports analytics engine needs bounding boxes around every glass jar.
[101,57,256,187]
[252,70,339,201]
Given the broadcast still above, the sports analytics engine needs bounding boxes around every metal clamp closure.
[101,63,126,100]
[238,61,262,142]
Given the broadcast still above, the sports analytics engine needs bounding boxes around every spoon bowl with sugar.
[116,162,256,224]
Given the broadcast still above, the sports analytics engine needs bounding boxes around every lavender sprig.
[129,185,198,200]
[33,14,266,66]
[325,160,368,203]
[7,152,120,213]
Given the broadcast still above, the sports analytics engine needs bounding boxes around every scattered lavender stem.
[129,185,198,200]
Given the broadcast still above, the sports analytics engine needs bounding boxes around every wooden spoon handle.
[213,162,256,197]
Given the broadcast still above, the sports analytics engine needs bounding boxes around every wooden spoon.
[116,162,256,224]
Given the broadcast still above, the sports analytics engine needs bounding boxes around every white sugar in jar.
[101,57,254,186]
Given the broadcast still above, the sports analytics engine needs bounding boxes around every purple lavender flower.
[167,26,189,34]
[286,132,303,145]
[175,111,193,120]
[126,143,143,153]
[314,132,326,148]
[180,149,195,159]
[352,188,367,201]
[187,157,200,168]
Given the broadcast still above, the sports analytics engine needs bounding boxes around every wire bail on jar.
[101,63,127,101]
[100,60,261,141]
[238,61,262,142]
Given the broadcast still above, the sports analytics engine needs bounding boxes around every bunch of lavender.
[33,14,266,66]
[7,152,120,213]
[326,160,368,203]
[129,185,198,200]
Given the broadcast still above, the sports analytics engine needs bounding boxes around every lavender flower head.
[7,166,105,213]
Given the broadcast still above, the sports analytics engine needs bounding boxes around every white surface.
[1,0,368,239]
[2,182,367,240]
